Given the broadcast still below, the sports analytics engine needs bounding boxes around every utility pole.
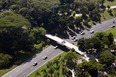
[53,0,55,13]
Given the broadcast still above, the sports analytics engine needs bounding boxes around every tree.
[99,0,105,7]
[64,51,78,63]
[90,10,101,22]
[26,0,60,25]
[0,53,12,69]
[35,72,41,77]
[10,5,19,12]
[110,43,116,50]
[0,0,17,8]
[54,71,59,77]
[99,51,115,67]
[76,61,98,77]
[108,9,113,15]
[114,8,116,16]
[84,37,103,50]
[0,12,31,27]
[59,0,74,4]
[80,7,88,15]
[64,51,80,69]
[0,13,35,54]
[1,10,14,17]
[107,33,114,46]
[107,5,110,11]
[31,27,46,41]
[75,16,83,25]
[78,38,86,50]
[87,1,96,11]
[18,7,28,16]
[48,67,54,77]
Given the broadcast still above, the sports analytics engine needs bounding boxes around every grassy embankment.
[28,52,67,77]
[104,27,116,38]
[28,51,81,77]
[87,9,115,27]
[104,0,116,6]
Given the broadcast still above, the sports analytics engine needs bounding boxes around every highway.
[2,17,116,77]
[65,17,116,43]
[2,45,65,77]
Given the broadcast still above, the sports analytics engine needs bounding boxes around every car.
[86,28,90,31]
[61,41,65,44]
[81,32,85,35]
[79,30,83,34]
[90,30,94,34]
[111,25,115,28]
[43,56,47,60]
[72,36,76,40]
[74,38,78,42]
[54,45,58,49]
[33,62,37,66]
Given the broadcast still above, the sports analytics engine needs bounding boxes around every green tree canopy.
[76,61,98,77]
[0,13,33,53]
[18,0,60,26]
[0,12,31,27]
[0,53,12,69]
[99,51,115,67]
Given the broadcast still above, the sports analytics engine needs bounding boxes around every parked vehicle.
[81,32,85,35]
[90,30,94,34]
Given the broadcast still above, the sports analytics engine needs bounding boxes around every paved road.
[65,17,116,42]
[2,45,64,77]
[2,17,116,77]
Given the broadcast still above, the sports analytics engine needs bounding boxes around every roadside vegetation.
[28,50,81,77]
[76,51,116,77]
[77,31,116,77]
[0,11,50,76]
[78,32,114,51]
[105,27,116,37]
[104,0,116,6]
[0,0,116,76]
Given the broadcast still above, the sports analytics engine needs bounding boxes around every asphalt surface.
[2,45,65,77]
[2,17,116,77]
[65,17,116,43]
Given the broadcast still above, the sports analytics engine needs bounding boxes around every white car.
[43,56,47,60]
[81,32,85,35]
[74,38,78,42]
[33,62,37,66]
[90,30,94,34]
[54,45,58,49]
